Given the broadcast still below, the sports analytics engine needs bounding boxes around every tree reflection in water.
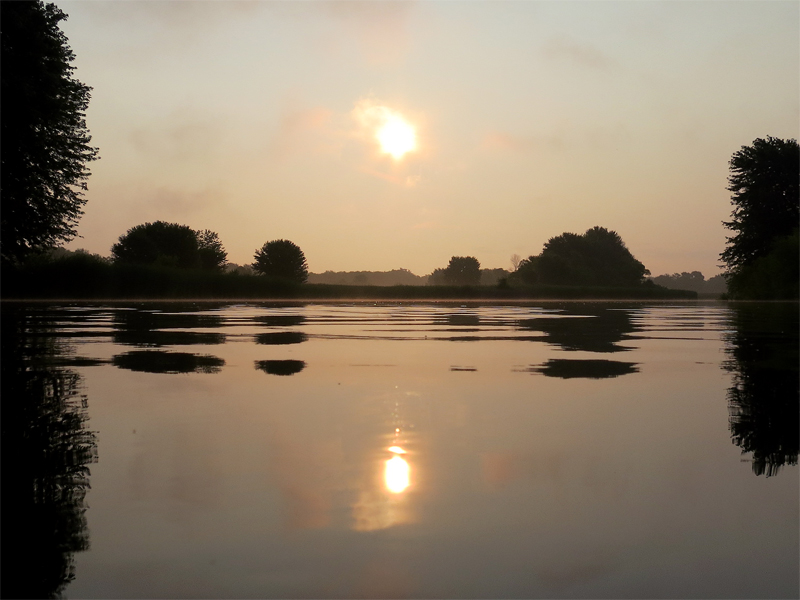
[518,304,637,353]
[255,359,306,376]
[111,350,224,374]
[531,358,639,379]
[1,307,98,599]
[724,303,799,477]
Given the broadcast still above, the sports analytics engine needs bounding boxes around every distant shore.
[1,260,699,301]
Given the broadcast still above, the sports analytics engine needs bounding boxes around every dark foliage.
[0,1,99,264]
[253,239,308,283]
[308,269,426,286]
[1,256,695,300]
[723,303,798,477]
[196,230,228,271]
[726,231,799,300]
[720,137,799,299]
[721,137,799,270]
[514,227,649,287]
[429,256,481,286]
[112,222,199,268]
[651,271,727,295]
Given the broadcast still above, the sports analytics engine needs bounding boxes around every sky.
[57,0,799,277]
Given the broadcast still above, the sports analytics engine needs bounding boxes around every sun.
[376,115,416,160]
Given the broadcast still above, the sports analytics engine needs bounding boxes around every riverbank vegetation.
[2,249,694,300]
[720,137,799,300]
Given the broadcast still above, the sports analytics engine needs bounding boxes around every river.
[1,301,797,598]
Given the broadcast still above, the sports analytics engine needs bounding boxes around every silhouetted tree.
[430,256,481,286]
[196,229,227,271]
[513,227,649,287]
[112,222,199,268]
[721,137,799,299]
[1,1,99,265]
[721,137,799,270]
[253,239,308,283]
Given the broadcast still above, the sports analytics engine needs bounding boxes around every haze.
[57,1,799,276]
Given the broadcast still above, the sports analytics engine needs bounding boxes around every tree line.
[109,221,309,283]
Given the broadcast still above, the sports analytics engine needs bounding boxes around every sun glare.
[376,115,416,160]
[385,455,410,494]
[353,99,418,161]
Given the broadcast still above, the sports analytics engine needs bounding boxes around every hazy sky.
[57,0,798,276]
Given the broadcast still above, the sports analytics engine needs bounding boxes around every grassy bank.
[1,257,697,301]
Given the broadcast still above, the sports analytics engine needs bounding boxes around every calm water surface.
[1,301,797,598]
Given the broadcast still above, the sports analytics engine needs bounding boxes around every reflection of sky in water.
[7,302,796,599]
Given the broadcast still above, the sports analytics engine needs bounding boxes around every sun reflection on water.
[385,448,410,494]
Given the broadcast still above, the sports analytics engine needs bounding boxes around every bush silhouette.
[253,239,308,283]
[111,221,227,270]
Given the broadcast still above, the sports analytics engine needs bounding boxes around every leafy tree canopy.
[111,222,227,270]
[253,240,308,283]
[721,137,799,271]
[429,256,481,286]
[1,1,99,264]
[514,227,649,287]
[196,230,228,271]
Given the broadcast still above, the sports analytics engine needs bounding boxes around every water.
[1,301,797,599]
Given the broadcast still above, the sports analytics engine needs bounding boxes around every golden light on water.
[376,115,416,160]
[385,454,410,494]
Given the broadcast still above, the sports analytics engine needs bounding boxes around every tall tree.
[1,1,99,264]
[721,137,799,271]
[720,137,799,299]
[253,240,308,283]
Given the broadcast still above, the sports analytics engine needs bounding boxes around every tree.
[721,137,799,270]
[429,256,481,286]
[1,1,99,264]
[512,227,649,287]
[111,222,227,270]
[196,230,227,271]
[111,222,187,268]
[253,240,308,283]
[720,137,799,299]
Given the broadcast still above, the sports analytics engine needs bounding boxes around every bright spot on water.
[385,455,410,493]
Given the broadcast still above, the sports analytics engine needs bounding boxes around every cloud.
[542,37,616,70]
